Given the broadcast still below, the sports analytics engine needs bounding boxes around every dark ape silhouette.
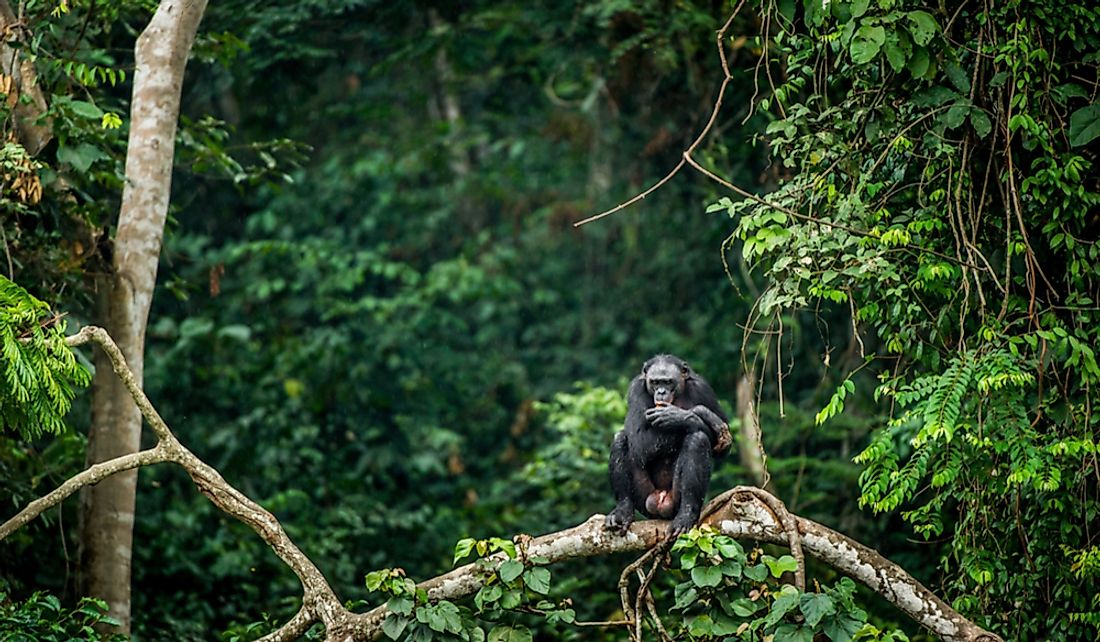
[606,354,732,537]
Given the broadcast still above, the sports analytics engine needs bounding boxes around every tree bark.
[78,0,207,632]
[0,0,51,154]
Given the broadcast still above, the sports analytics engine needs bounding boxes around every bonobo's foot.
[605,502,636,535]
[666,510,698,539]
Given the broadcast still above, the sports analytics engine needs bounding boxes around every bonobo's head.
[642,354,691,406]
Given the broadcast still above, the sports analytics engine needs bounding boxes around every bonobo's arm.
[689,405,732,455]
[645,404,732,454]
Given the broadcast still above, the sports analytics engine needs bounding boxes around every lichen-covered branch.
[4,326,1002,642]
[0,446,169,540]
[703,487,1004,642]
[4,326,349,636]
[352,490,1001,642]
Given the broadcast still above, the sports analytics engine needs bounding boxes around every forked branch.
[1,327,1002,642]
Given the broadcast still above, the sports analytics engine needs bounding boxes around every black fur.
[606,354,731,537]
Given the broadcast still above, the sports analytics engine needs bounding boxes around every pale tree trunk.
[78,0,207,632]
[0,0,52,154]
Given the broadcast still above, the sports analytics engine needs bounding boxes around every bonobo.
[605,354,732,537]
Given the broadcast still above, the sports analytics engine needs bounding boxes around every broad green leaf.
[883,29,911,73]
[774,624,814,642]
[823,614,864,642]
[57,143,107,173]
[474,584,503,611]
[387,596,413,616]
[691,565,724,587]
[382,614,408,640]
[799,593,836,627]
[1069,104,1100,147]
[850,25,886,64]
[500,588,522,609]
[764,554,800,577]
[765,585,801,627]
[907,45,930,77]
[69,100,104,119]
[943,101,971,129]
[673,583,698,609]
[498,560,524,583]
[945,62,971,93]
[488,625,532,642]
[912,86,958,108]
[688,614,715,637]
[744,563,769,581]
[453,538,475,565]
[906,10,939,45]
[970,109,992,139]
[523,567,551,594]
[851,0,870,17]
[727,597,762,617]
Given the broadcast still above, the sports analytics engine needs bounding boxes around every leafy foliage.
[0,276,89,438]
[0,588,125,642]
[727,0,1100,638]
[668,527,906,642]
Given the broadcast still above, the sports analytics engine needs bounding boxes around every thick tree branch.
[351,489,1000,642]
[4,326,1002,642]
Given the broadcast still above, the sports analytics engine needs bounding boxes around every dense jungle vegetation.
[1,1,1097,641]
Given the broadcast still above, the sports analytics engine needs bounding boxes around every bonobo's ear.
[680,361,691,375]
[642,357,655,374]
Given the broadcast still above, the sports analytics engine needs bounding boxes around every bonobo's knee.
[683,430,711,453]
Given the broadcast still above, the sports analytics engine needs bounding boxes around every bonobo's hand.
[645,405,697,430]
[605,501,635,535]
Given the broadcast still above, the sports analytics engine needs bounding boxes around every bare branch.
[0,446,169,540]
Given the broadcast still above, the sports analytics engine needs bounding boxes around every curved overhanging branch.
[2,326,1003,642]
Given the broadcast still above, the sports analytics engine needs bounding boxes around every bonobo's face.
[644,356,688,406]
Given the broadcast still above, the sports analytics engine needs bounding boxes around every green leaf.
[523,567,551,594]
[453,538,476,565]
[691,565,724,587]
[764,554,800,577]
[944,62,971,93]
[382,614,409,640]
[1069,104,1100,147]
[499,588,522,609]
[850,24,886,64]
[883,29,911,73]
[774,624,814,642]
[673,583,698,610]
[944,101,971,129]
[744,563,769,581]
[488,625,532,642]
[823,614,865,642]
[688,614,715,637]
[727,597,762,617]
[474,584,503,611]
[498,559,524,583]
[387,596,413,616]
[970,109,992,139]
[912,86,959,108]
[69,100,104,119]
[907,45,930,77]
[799,593,836,627]
[768,585,801,626]
[850,0,870,17]
[57,143,107,173]
[905,10,939,45]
